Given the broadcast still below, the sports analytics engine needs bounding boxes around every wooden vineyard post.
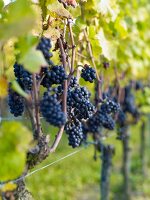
[140,121,146,176]
[100,144,115,200]
[122,126,131,200]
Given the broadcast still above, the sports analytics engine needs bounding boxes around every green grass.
[26,124,150,200]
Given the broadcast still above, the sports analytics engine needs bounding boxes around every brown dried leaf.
[43,28,61,41]
[47,2,72,18]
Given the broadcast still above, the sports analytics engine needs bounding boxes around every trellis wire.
[0,116,44,123]
[0,116,116,189]
[0,132,116,189]
[0,148,84,189]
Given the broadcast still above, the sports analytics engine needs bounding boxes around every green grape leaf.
[114,18,128,39]
[97,28,117,60]
[0,0,4,12]
[0,121,32,181]
[15,35,38,57]
[68,6,81,18]
[0,0,35,41]
[96,0,119,21]
[19,48,47,73]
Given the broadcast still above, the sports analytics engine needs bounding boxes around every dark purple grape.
[37,37,53,64]
[8,85,24,117]
[81,65,96,83]
[40,91,66,127]
[65,121,83,148]
[13,62,33,90]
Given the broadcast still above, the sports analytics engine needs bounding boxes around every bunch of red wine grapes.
[8,37,121,148]
[116,81,142,139]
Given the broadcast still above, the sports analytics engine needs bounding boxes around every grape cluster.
[116,83,140,140]
[41,65,67,88]
[67,86,95,120]
[67,86,90,107]
[123,85,137,115]
[40,91,66,127]
[135,81,143,90]
[37,37,53,64]
[100,99,120,114]
[102,114,115,130]
[87,114,101,133]
[81,124,88,142]
[65,121,83,148]
[14,62,33,90]
[87,108,115,132]
[74,100,95,120]
[81,65,96,83]
[117,110,126,126]
[8,85,24,117]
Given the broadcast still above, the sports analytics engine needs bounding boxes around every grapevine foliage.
[8,36,122,148]
[1,0,150,198]
[8,35,142,149]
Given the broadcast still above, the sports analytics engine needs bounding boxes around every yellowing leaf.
[47,2,72,18]
[97,29,117,60]
[43,28,61,41]
[0,77,8,98]
[0,183,17,193]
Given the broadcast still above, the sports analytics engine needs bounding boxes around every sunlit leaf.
[0,0,35,41]
[96,0,118,21]
[114,18,128,39]
[19,48,47,73]
[47,2,72,18]
[0,183,17,193]
[0,121,32,181]
[97,29,117,60]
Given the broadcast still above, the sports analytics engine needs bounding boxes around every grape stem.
[58,37,67,113]
[49,126,65,153]
[25,100,37,136]
[83,28,102,100]
[68,19,76,73]
[49,37,68,153]
[77,52,87,59]
[32,74,42,139]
